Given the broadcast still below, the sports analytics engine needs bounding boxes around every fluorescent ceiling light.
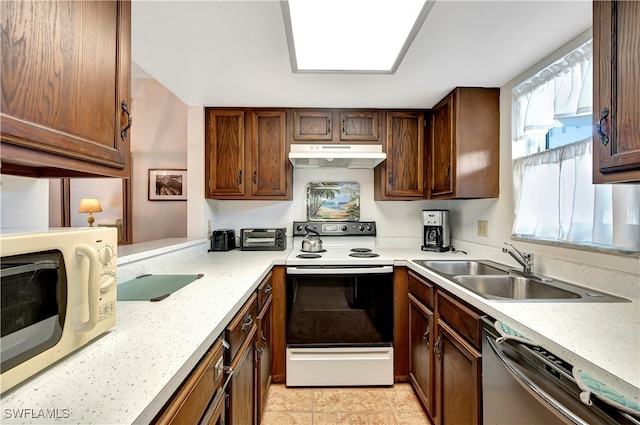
[284,0,431,73]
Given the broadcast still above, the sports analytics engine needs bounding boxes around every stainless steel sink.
[415,260,509,276]
[413,259,630,303]
[453,275,581,301]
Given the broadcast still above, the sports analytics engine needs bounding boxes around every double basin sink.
[413,260,629,303]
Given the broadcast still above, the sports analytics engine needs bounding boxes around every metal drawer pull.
[241,314,253,331]
[422,325,430,349]
[596,107,609,146]
[434,335,442,360]
[264,284,272,295]
[120,100,132,142]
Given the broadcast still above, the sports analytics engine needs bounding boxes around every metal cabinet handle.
[445,164,451,181]
[264,284,272,295]
[342,118,346,135]
[253,170,257,184]
[327,118,332,135]
[120,100,133,141]
[596,107,610,146]
[241,314,253,331]
[388,172,392,185]
[434,335,442,361]
[422,325,430,349]
[261,331,267,345]
[238,170,243,185]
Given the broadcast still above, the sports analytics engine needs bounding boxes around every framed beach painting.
[306,182,360,221]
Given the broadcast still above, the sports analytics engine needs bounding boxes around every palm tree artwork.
[306,182,360,221]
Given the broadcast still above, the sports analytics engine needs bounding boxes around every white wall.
[131,78,188,243]
[0,175,49,230]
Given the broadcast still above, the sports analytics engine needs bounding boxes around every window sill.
[511,235,640,258]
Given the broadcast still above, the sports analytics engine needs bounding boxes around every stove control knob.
[366,224,374,232]
[358,224,365,232]
[341,225,348,232]
[296,224,305,232]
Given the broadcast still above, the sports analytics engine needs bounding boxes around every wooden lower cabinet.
[256,295,272,421]
[406,269,482,425]
[408,293,435,417]
[153,339,225,425]
[227,325,257,425]
[434,321,481,425]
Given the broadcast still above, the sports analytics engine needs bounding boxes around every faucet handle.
[504,242,529,259]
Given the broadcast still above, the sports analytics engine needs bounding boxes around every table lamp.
[78,198,103,227]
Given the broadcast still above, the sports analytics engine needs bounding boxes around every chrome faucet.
[502,242,533,275]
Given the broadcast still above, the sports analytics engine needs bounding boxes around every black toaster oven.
[240,228,286,251]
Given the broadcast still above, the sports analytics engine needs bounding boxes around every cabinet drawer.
[408,271,434,308]
[257,272,273,313]
[154,339,224,425]
[225,293,258,361]
[436,290,482,349]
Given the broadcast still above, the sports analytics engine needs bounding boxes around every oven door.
[285,268,394,386]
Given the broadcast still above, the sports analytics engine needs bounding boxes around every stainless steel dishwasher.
[482,317,640,425]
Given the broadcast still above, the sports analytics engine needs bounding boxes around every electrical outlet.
[207,219,212,237]
[477,220,489,237]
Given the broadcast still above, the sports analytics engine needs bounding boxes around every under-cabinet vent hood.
[289,144,386,169]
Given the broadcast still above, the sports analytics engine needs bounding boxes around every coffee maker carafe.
[421,209,451,252]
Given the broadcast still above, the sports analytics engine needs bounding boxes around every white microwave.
[0,227,117,393]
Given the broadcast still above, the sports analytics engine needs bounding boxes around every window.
[511,39,640,252]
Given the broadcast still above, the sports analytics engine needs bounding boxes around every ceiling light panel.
[285,0,429,73]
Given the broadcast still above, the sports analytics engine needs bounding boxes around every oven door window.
[286,273,393,346]
[1,250,66,372]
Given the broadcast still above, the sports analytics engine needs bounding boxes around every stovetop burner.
[349,252,380,258]
[350,248,372,253]
[296,253,322,259]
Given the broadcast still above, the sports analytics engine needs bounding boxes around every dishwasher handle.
[485,336,590,425]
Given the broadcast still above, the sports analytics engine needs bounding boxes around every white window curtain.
[512,41,593,158]
[512,138,640,250]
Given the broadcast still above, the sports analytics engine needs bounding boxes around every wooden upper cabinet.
[292,109,381,143]
[0,0,131,178]
[593,0,640,183]
[206,109,245,197]
[339,111,380,142]
[374,111,425,200]
[250,110,291,198]
[292,110,333,141]
[206,108,291,200]
[427,87,499,199]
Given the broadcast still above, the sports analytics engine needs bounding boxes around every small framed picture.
[148,169,187,201]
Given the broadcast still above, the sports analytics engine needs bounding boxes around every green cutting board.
[117,274,203,301]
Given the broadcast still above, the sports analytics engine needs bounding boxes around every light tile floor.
[261,383,431,425]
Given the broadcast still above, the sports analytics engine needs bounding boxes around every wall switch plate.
[477,220,488,237]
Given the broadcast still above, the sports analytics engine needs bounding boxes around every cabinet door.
[206,109,245,197]
[380,111,425,199]
[256,296,272,421]
[429,94,454,197]
[593,0,640,183]
[250,110,290,198]
[0,0,130,177]
[434,321,481,425]
[339,111,380,142]
[408,294,435,417]
[292,110,333,141]
[227,327,257,425]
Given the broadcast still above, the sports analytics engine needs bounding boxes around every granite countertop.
[1,243,638,424]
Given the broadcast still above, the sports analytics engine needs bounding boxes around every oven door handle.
[286,265,393,275]
[485,336,589,425]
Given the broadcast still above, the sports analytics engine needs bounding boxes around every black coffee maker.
[421,209,451,252]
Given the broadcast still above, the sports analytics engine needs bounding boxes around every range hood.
[288,144,386,169]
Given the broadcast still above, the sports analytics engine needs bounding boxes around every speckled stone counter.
[1,239,638,424]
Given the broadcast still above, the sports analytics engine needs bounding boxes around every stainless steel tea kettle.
[301,226,323,252]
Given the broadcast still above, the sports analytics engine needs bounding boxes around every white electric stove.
[285,221,395,387]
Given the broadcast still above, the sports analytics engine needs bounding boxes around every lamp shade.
[78,198,103,213]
